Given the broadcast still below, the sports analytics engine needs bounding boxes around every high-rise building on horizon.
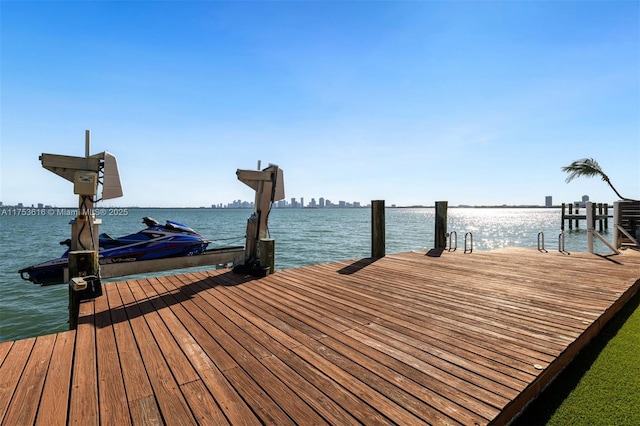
[574,195,590,208]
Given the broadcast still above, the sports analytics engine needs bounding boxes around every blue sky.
[1,1,638,207]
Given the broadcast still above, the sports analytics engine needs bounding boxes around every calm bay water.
[0,207,614,342]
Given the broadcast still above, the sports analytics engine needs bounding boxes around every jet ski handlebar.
[142,217,160,227]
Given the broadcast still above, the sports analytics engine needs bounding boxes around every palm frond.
[562,157,635,201]
[561,158,608,183]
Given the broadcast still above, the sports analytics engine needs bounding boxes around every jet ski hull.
[19,217,210,285]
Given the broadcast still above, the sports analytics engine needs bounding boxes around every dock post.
[68,250,99,329]
[586,201,594,253]
[613,201,621,249]
[258,238,275,274]
[575,206,580,228]
[604,203,609,229]
[568,204,573,230]
[597,203,603,232]
[371,200,385,258]
[561,203,565,231]
[435,201,448,249]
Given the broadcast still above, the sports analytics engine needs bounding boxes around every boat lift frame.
[38,131,281,284]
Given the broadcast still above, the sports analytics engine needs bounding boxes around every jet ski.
[19,217,210,285]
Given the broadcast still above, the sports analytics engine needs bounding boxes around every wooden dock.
[1,248,639,425]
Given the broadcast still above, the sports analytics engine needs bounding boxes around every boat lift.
[39,131,283,288]
[234,162,285,275]
[40,130,122,296]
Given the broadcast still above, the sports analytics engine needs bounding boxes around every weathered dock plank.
[118,281,197,425]
[69,297,98,426]
[149,275,276,425]
[0,338,35,424]
[94,287,130,426]
[35,331,75,426]
[103,282,162,425]
[0,341,12,366]
[2,334,55,425]
[1,247,639,425]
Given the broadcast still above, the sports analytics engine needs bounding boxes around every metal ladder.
[537,232,547,252]
[448,231,457,252]
[464,232,473,254]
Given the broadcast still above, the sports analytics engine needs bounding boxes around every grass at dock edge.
[514,289,640,425]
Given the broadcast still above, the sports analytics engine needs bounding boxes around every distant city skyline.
[211,194,603,209]
[213,197,367,209]
[2,194,605,210]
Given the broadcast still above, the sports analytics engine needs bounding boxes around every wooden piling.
[258,238,275,274]
[562,202,611,231]
[67,250,98,329]
[597,203,603,232]
[435,201,448,249]
[371,200,385,258]
[568,204,573,230]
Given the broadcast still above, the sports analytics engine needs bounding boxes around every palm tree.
[562,158,637,201]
